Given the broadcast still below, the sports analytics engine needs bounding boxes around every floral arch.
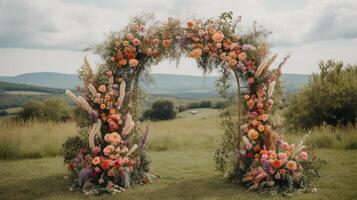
[64,13,318,195]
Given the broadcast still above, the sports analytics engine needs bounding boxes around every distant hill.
[0,72,309,98]
[0,72,80,89]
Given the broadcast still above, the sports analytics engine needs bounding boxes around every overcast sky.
[0,0,357,76]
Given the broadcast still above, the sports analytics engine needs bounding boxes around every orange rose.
[129,59,139,67]
[238,52,247,61]
[119,59,128,66]
[269,151,277,159]
[189,48,202,59]
[100,104,106,110]
[163,39,171,48]
[247,129,259,140]
[187,20,195,28]
[105,95,111,101]
[280,169,286,175]
[260,150,268,155]
[271,159,283,169]
[123,41,129,46]
[228,59,238,67]
[287,160,297,171]
[212,31,224,43]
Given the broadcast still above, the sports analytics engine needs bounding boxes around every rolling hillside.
[0,72,309,98]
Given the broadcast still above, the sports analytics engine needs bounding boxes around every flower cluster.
[65,71,153,194]
[243,140,310,190]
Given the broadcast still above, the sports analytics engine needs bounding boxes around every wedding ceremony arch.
[64,12,319,195]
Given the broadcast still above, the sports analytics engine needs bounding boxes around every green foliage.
[18,98,71,122]
[61,134,88,162]
[0,110,8,116]
[214,101,226,109]
[143,100,177,121]
[199,100,212,108]
[284,60,357,129]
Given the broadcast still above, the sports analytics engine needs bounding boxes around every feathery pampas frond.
[117,81,126,108]
[66,89,94,113]
[89,120,102,148]
[126,144,138,157]
[268,81,276,98]
[88,83,98,99]
[255,54,277,77]
[65,89,80,105]
[242,136,253,149]
[82,56,94,94]
[122,113,135,136]
[83,56,94,80]
[77,96,94,113]
[108,76,114,90]
[88,120,101,148]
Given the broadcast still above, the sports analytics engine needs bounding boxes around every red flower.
[246,152,254,158]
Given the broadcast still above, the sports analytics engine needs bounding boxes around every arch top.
[94,12,276,83]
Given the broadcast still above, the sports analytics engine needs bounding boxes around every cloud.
[0,0,356,50]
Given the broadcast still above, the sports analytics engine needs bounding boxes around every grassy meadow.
[0,109,357,199]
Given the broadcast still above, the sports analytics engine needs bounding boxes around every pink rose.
[92,146,101,155]
[247,77,255,85]
[301,151,308,161]
[281,142,289,151]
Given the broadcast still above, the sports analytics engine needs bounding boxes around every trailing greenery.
[284,60,357,129]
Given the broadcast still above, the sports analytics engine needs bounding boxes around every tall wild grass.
[284,125,357,150]
[0,118,77,159]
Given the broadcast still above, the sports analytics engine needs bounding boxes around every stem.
[233,69,242,162]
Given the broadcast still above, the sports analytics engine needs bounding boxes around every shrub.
[177,105,187,112]
[214,101,225,109]
[0,110,8,116]
[284,60,357,129]
[143,100,177,121]
[187,102,200,109]
[61,135,88,162]
[19,98,71,122]
[199,100,212,108]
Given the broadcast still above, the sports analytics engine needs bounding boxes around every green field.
[0,109,357,199]
[4,90,50,95]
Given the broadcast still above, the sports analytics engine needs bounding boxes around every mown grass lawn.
[1,108,357,200]
[0,149,357,200]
